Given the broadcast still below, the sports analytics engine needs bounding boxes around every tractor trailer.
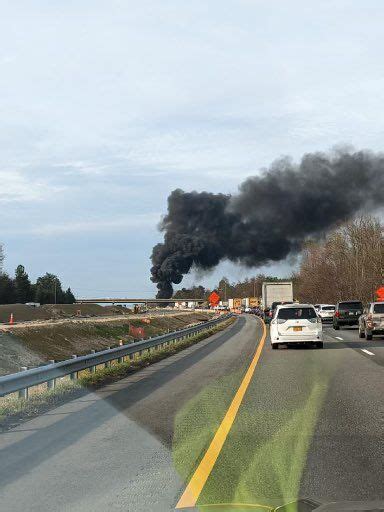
[261,281,293,309]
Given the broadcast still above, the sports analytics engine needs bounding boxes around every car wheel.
[365,330,373,341]
[272,343,279,350]
[316,341,324,349]
[333,323,340,330]
[359,326,365,338]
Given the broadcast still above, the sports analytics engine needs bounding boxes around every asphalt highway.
[0,316,383,511]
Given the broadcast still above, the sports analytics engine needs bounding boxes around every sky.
[1,1,384,298]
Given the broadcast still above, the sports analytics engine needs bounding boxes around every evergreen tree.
[64,287,76,304]
[0,273,16,304]
[14,265,32,303]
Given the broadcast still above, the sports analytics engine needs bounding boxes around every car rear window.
[277,307,317,319]
[339,302,363,310]
[322,306,335,311]
[373,303,384,313]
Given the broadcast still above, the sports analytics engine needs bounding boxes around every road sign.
[209,291,220,306]
[376,286,384,301]
[233,298,242,309]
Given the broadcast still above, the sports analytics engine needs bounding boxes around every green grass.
[0,381,83,427]
[0,317,236,430]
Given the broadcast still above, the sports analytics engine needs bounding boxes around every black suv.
[333,300,363,330]
[264,301,293,324]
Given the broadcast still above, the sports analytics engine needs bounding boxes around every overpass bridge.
[76,297,206,304]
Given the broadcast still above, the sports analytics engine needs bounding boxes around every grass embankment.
[12,312,213,362]
[0,316,236,431]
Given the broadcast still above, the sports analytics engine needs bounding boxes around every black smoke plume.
[151,149,384,298]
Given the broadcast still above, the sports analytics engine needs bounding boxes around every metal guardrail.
[0,314,234,398]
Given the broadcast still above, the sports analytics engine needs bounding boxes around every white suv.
[316,304,335,322]
[270,303,323,349]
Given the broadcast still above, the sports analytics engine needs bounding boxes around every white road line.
[335,336,343,340]
[361,349,375,356]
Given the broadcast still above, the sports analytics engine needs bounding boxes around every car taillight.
[335,311,340,317]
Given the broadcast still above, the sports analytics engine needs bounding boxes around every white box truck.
[262,282,293,309]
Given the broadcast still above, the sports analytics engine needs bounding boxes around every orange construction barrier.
[9,313,14,325]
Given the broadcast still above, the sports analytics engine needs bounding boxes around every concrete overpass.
[76,297,206,304]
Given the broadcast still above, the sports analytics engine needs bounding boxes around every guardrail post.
[118,341,123,363]
[105,348,111,368]
[70,355,77,380]
[90,350,96,373]
[18,366,28,399]
[47,360,56,390]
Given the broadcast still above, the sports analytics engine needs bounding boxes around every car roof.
[318,304,335,307]
[276,303,314,310]
[337,300,363,304]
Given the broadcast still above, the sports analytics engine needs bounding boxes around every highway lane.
[0,316,383,511]
[323,322,384,367]
[0,315,260,512]
[190,323,384,507]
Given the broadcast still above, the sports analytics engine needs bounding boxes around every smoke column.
[150,149,384,298]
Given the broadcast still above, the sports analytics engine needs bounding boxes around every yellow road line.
[176,318,267,509]
[196,504,272,510]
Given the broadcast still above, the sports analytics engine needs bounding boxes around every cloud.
[0,169,61,202]
[52,160,110,176]
[15,212,161,236]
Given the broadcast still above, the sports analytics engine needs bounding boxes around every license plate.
[293,326,302,331]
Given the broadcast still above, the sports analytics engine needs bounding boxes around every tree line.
[0,249,75,305]
[294,215,383,304]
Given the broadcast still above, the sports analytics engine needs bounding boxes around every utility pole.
[54,279,57,304]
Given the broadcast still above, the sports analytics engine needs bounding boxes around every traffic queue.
[256,298,384,350]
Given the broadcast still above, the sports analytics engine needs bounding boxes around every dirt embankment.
[0,303,131,324]
[0,312,213,376]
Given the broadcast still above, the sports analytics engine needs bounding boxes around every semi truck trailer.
[261,281,293,309]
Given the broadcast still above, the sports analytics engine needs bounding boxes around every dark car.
[333,300,363,330]
[264,301,293,324]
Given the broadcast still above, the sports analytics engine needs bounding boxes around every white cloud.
[0,169,60,202]
[15,212,161,236]
[52,160,110,176]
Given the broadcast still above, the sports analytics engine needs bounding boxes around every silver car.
[316,304,335,322]
[358,302,384,340]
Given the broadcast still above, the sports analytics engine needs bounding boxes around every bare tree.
[296,215,383,304]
